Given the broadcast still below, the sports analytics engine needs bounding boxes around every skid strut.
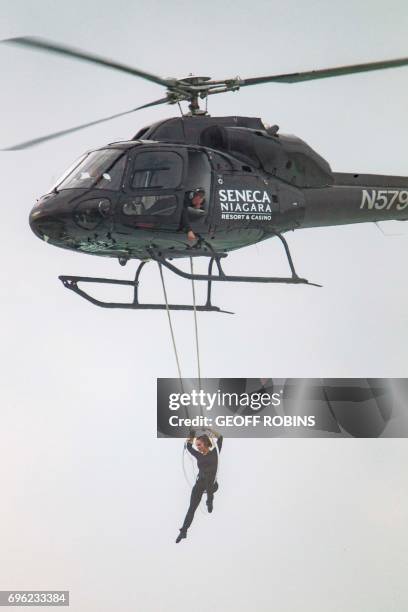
[59,233,320,312]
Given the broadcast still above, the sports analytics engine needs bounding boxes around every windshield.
[49,154,87,192]
[56,149,127,191]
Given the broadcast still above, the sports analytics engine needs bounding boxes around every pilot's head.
[190,188,205,208]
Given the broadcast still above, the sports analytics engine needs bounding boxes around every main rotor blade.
[3,36,173,87]
[2,97,169,150]
[240,57,408,86]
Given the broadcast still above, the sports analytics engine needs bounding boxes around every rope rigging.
[158,262,184,393]
[158,258,203,399]
[159,258,220,512]
[190,257,202,395]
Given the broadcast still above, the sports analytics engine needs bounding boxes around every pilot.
[182,188,206,241]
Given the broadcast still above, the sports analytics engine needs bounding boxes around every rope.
[158,263,184,393]
[160,260,215,515]
[182,442,195,488]
[213,437,221,486]
[190,257,202,388]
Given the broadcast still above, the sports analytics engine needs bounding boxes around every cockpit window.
[56,149,127,191]
[131,151,183,189]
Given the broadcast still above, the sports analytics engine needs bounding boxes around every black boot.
[206,498,213,513]
[176,529,187,543]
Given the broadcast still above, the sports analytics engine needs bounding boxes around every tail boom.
[302,172,408,228]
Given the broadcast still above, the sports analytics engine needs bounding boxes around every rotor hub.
[177,75,211,85]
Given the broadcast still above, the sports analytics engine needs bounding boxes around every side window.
[123,195,177,217]
[131,151,183,189]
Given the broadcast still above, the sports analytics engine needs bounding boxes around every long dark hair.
[196,434,212,448]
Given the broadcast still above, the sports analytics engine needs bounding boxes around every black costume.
[181,436,223,532]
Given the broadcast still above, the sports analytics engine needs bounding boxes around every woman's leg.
[181,480,205,531]
[205,475,218,511]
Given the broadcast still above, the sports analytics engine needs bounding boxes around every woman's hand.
[205,427,220,438]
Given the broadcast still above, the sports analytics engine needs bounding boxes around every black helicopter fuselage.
[29,115,408,262]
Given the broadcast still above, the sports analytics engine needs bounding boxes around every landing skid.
[59,233,320,312]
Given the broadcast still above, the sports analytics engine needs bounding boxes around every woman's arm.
[206,428,223,451]
[186,439,201,458]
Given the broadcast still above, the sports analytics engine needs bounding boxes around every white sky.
[1,1,408,611]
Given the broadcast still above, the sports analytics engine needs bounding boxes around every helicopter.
[3,37,408,313]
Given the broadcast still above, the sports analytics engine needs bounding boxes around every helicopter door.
[181,150,212,231]
[121,148,186,230]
